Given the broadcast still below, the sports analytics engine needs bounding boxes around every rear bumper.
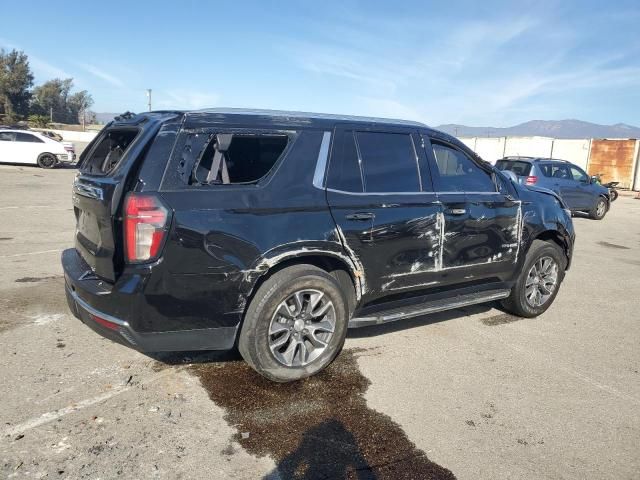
[62,248,238,352]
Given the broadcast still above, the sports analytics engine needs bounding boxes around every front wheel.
[501,240,566,318]
[590,197,608,220]
[238,264,349,382]
[37,153,57,169]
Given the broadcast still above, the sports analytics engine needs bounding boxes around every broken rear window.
[190,133,289,185]
[80,128,139,175]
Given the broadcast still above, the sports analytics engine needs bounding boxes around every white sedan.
[0,129,76,168]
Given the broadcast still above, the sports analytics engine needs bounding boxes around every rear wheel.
[37,153,57,169]
[501,240,566,318]
[238,264,349,382]
[590,197,607,220]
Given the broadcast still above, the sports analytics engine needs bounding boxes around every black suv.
[63,109,575,382]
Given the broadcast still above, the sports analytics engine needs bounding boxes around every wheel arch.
[240,252,359,323]
[533,229,571,269]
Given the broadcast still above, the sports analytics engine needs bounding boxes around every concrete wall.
[551,139,590,170]
[459,135,639,190]
[503,136,554,158]
[474,137,506,164]
[33,128,100,143]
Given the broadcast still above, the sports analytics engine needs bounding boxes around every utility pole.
[146,89,152,112]
[50,107,53,123]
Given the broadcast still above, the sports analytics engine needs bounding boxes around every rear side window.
[0,132,15,141]
[495,160,531,176]
[327,130,363,192]
[431,141,495,192]
[356,132,420,192]
[81,128,139,175]
[539,164,571,179]
[16,132,44,143]
[191,133,288,185]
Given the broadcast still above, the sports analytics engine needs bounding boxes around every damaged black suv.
[63,109,574,382]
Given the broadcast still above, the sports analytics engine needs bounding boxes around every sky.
[2,0,639,126]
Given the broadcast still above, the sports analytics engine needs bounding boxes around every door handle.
[345,212,375,221]
[445,208,466,215]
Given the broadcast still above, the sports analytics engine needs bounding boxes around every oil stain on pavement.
[191,349,455,479]
[481,313,523,326]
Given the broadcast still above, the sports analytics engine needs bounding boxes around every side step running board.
[348,289,511,328]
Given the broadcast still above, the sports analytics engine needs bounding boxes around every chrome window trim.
[312,131,332,189]
[326,187,503,196]
[326,187,435,196]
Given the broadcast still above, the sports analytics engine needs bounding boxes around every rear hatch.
[495,159,532,184]
[72,112,178,282]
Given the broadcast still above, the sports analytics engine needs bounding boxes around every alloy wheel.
[525,256,559,308]
[268,289,336,367]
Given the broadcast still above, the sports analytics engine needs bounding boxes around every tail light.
[124,194,169,263]
[525,176,538,185]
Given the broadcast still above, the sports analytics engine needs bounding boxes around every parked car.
[62,109,575,382]
[495,156,610,219]
[39,130,64,142]
[0,129,76,168]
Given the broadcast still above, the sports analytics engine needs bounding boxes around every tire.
[37,153,57,169]
[609,190,618,202]
[589,197,608,220]
[501,240,566,318]
[238,264,349,382]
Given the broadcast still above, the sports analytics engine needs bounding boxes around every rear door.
[15,132,45,164]
[568,165,594,209]
[544,164,578,208]
[71,115,176,281]
[426,137,521,284]
[326,127,442,299]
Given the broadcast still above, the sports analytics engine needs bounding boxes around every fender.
[238,237,364,302]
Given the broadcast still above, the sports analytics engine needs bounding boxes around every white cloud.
[77,63,124,88]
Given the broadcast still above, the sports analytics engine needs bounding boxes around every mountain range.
[435,120,640,139]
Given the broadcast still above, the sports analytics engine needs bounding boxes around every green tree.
[31,78,74,123]
[68,90,94,127]
[28,114,50,128]
[0,49,34,122]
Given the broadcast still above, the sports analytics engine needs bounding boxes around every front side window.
[356,131,420,192]
[327,130,363,192]
[0,132,15,142]
[570,166,588,182]
[431,141,495,192]
[15,132,44,143]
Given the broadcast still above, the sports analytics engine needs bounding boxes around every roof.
[185,107,429,128]
[499,156,570,163]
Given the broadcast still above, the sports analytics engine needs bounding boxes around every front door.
[425,137,521,285]
[568,165,594,209]
[326,128,441,301]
